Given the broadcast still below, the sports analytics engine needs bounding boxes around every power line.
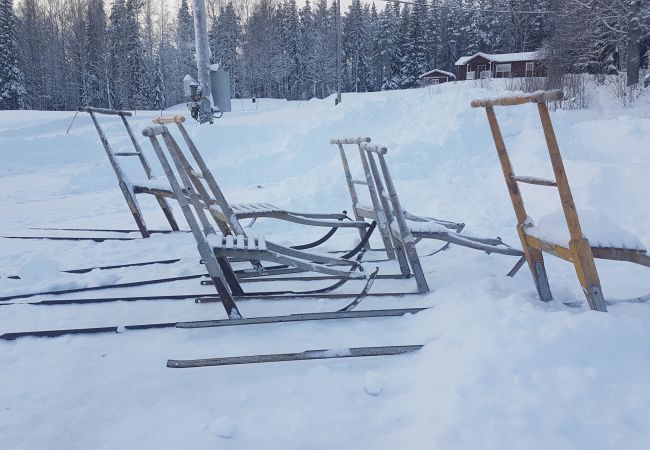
[381,0,561,16]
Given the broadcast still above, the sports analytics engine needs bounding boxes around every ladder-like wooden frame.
[80,107,180,237]
[473,90,650,312]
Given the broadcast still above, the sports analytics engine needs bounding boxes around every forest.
[0,0,647,111]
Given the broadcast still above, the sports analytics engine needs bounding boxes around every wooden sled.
[331,138,524,293]
[472,89,650,312]
[82,108,368,245]
[142,124,381,319]
[80,106,180,237]
[149,115,369,235]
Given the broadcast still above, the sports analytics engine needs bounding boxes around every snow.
[364,370,384,396]
[455,51,544,65]
[1,80,650,449]
[527,209,647,251]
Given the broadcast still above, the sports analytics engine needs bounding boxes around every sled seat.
[132,176,357,229]
[524,210,650,267]
[206,232,366,279]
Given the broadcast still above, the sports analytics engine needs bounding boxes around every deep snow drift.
[1,81,649,449]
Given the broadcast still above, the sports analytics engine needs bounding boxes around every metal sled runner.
[472,89,650,312]
[331,137,524,293]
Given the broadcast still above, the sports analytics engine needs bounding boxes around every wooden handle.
[142,125,168,137]
[359,142,388,155]
[153,115,186,124]
[470,90,564,108]
[79,106,133,117]
[329,137,371,145]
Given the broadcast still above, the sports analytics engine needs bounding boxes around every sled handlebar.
[78,106,133,117]
[359,142,388,155]
[330,137,371,145]
[142,125,168,137]
[153,115,186,124]
[470,90,564,108]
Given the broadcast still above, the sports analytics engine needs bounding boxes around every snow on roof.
[455,51,544,66]
[419,69,456,79]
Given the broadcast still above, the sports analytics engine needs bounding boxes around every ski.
[28,227,186,234]
[0,308,427,340]
[176,307,426,329]
[167,345,424,368]
[0,235,136,242]
[64,258,182,274]
[0,274,205,302]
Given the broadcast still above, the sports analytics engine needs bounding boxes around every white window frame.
[495,63,512,74]
[525,61,535,76]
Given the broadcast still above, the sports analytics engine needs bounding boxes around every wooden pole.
[484,106,553,302]
[537,103,607,312]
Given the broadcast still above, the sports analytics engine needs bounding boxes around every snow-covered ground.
[1,81,650,449]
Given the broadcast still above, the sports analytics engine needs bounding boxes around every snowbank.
[1,80,649,449]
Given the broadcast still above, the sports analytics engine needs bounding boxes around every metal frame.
[141,124,378,319]
[151,116,369,235]
[80,107,180,238]
[332,138,525,293]
[472,89,650,312]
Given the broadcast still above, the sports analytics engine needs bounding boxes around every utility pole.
[335,0,342,105]
[193,0,212,99]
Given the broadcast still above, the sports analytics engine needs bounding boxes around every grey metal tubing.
[265,241,364,271]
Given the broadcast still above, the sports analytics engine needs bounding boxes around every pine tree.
[85,0,108,107]
[400,0,429,87]
[151,54,166,110]
[177,0,196,80]
[380,1,402,89]
[108,0,127,109]
[299,0,316,98]
[210,2,241,95]
[281,0,301,99]
[123,0,146,110]
[0,0,26,109]
[343,0,370,92]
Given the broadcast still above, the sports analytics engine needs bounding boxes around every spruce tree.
[85,0,108,107]
[0,0,26,109]
[177,0,196,80]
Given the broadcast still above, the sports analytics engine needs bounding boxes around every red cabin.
[455,51,545,81]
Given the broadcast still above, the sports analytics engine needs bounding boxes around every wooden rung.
[113,152,140,157]
[511,175,557,187]
[352,179,368,185]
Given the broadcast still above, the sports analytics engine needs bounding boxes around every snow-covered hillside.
[1,81,650,449]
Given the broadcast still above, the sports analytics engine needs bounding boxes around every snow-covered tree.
[0,0,26,109]
[177,0,195,80]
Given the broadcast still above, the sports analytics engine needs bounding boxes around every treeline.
[0,0,648,111]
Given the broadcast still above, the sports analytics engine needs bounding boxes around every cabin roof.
[455,51,544,66]
[419,69,456,79]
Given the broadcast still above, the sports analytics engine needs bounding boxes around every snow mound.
[527,209,646,250]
